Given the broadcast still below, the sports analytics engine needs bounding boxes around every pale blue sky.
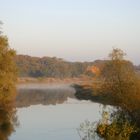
[0,0,140,64]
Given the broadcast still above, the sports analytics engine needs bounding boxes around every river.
[10,84,105,140]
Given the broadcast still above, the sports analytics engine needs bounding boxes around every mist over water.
[16,84,76,107]
[17,83,76,91]
[10,84,105,140]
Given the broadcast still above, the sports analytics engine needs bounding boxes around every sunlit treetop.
[109,48,126,61]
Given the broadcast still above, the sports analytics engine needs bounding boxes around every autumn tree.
[98,48,140,111]
[95,48,140,139]
[77,49,140,140]
[0,23,17,107]
[0,22,18,140]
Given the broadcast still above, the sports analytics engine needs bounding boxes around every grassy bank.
[17,76,93,85]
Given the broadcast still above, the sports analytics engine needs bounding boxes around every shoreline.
[17,77,93,85]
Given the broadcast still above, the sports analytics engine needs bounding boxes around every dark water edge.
[73,84,113,106]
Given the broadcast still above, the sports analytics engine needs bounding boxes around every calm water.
[10,84,104,140]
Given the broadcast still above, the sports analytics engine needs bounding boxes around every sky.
[0,0,140,64]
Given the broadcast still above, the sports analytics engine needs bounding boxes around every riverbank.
[17,76,93,85]
[73,84,116,106]
[17,78,113,107]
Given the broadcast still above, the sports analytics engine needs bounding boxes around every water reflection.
[9,84,104,140]
[0,103,18,140]
[16,84,75,107]
[11,99,102,140]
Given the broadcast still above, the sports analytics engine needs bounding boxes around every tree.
[99,48,140,111]
[0,22,18,140]
[0,24,17,107]
[95,48,140,139]
[77,49,140,140]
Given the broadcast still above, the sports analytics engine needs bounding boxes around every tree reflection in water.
[16,86,75,107]
[0,102,18,140]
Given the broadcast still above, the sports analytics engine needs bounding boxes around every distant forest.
[15,55,140,78]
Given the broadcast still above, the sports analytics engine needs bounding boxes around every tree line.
[15,55,106,78]
[15,55,140,79]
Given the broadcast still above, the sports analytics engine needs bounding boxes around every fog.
[17,83,76,91]
[16,84,76,107]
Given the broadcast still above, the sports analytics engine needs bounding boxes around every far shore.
[17,77,93,85]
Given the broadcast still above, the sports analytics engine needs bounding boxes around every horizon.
[0,0,140,64]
